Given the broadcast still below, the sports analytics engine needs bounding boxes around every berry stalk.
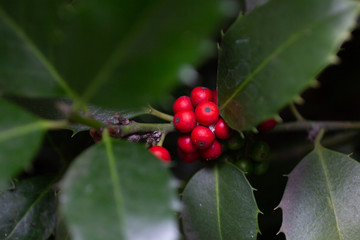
[274,121,360,132]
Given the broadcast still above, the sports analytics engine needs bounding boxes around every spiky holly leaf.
[181,163,260,240]
[279,144,360,240]
[217,0,360,131]
[1,0,223,109]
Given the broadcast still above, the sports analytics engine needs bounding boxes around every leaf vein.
[220,5,355,111]
[103,130,126,237]
[0,6,78,100]
[82,0,164,102]
[317,146,344,240]
[0,121,46,142]
[5,180,54,239]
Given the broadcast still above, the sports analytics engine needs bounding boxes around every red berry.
[190,86,213,107]
[149,146,171,162]
[177,134,197,153]
[191,126,215,149]
[178,148,199,163]
[212,90,218,105]
[195,101,219,126]
[200,140,222,160]
[214,118,233,139]
[173,110,196,133]
[173,96,193,114]
[257,118,277,132]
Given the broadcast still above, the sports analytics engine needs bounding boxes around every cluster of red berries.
[173,86,233,162]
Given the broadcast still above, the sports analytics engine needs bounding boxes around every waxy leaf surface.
[279,145,360,240]
[182,163,259,240]
[0,0,69,97]
[60,135,178,240]
[0,98,45,185]
[217,0,360,131]
[1,0,223,109]
[0,177,57,240]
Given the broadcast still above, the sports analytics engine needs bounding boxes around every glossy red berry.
[173,96,193,114]
[177,134,198,153]
[149,146,171,162]
[173,110,196,133]
[200,140,222,160]
[214,118,233,139]
[190,86,213,107]
[191,126,215,149]
[257,118,277,132]
[195,101,219,126]
[178,148,199,163]
[212,90,218,105]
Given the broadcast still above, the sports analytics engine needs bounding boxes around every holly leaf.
[217,0,360,131]
[279,145,360,240]
[60,0,223,109]
[0,177,57,240]
[60,132,179,240]
[0,98,46,185]
[244,0,268,13]
[181,163,260,240]
[1,0,223,109]
[0,0,70,98]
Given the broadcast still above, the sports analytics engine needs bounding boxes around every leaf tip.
[276,228,284,236]
[293,96,304,105]
[328,54,341,65]
[251,127,259,133]
[347,152,354,157]
[274,115,283,123]
[239,131,245,139]
[310,79,321,88]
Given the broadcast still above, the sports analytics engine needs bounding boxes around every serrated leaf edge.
[226,162,262,235]
[219,0,360,130]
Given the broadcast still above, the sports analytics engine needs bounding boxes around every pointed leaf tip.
[217,0,360,131]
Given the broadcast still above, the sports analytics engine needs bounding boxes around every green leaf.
[217,0,360,131]
[58,0,223,109]
[60,132,179,240]
[244,0,268,13]
[181,163,260,240]
[0,98,46,184]
[0,177,57,240]
[1,0,223,108]
[279,145,360,240]
[0,1,72,98]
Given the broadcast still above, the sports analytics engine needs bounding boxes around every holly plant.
[1,0,360,239]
